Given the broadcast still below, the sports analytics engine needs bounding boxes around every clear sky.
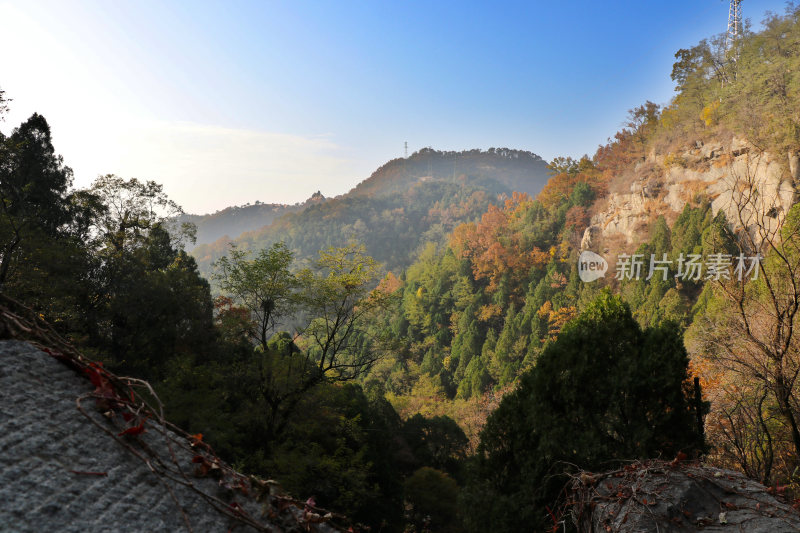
[0,0,792,214]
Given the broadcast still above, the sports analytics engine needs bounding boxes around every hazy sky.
[0,0,792,214]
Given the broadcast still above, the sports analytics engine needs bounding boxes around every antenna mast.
[726,0,742,49]
[404,141,408,158]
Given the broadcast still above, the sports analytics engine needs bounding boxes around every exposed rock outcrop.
[580,224,602,250]
[570,460,800,533]
[583,138,798,247]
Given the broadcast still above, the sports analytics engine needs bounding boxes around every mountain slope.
[192,148,551,276]
[349,147,549,198]
[356,6,800,478]
[181,192,326,247]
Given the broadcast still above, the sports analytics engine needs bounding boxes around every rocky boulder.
[569,460,800,533]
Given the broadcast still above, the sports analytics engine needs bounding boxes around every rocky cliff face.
[582,138,799,250]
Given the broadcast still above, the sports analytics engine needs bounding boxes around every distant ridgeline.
[348,147,549,198]
[191,148,550,277]
[180,191,326,247]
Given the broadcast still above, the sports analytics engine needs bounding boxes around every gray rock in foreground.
[0,340,341,532]
[570,460,800,533]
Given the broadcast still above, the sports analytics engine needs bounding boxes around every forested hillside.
[351,6,800,529]
[192,147,550,276]
[3,5,800,533]
[179,191,324,246]
[348,147,550,198]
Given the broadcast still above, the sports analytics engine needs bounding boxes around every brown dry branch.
[690,150,800,485]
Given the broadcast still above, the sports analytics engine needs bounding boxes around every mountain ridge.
[181,191,327,246]
[191,147,552,276]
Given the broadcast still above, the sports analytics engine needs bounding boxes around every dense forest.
[2,5,800,532]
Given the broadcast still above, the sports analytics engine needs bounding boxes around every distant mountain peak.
[191,146,552,277]
[348,147,549,199]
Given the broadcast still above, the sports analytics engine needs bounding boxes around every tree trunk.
[0,235,20,287]
[777,388,800,465]
[694,377,705,449]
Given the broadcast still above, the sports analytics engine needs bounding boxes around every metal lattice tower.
[726,0,743,49]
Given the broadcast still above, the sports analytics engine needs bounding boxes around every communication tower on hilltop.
[404,141,408,158]
[727,0,743,49]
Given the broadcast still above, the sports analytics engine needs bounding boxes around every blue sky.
[0,0,792,214]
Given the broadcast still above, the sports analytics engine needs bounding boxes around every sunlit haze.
[0,0,790,214]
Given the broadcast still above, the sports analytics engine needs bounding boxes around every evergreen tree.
[463,292,703,532]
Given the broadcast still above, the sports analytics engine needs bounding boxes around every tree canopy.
[463,292,703,532]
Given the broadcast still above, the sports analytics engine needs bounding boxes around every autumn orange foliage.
[450,192,548,294]
[564,205,590,233]
[537,173,581,209]
[377,271,403,294]
[536,302,577,341]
